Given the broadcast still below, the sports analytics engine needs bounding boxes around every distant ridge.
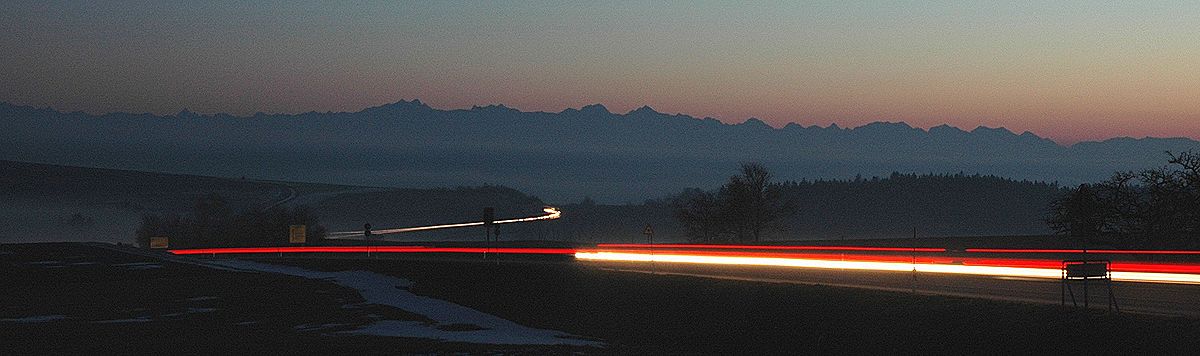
[5,100,1190,147]
[2,100,1198,202]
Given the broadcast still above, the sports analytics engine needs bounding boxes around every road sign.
[1065,261,1107,278]
[149,237,168,249]
[289,225,306,244]
[1061,260,1118,311]
[643,224,654,236]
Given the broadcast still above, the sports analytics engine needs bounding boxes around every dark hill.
[0,160,546,243]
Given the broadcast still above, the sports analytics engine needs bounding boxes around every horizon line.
[3,99,1196,147]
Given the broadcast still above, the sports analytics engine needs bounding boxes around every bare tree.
[675,163,795,242]
[1049,151,1200,247]
[672,188,725,241]
[1047,184,1109,241]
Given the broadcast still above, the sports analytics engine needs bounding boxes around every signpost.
[643,224,654,273]
[483,207,495,259]
[149,237,169,249]
[1061,259,1118,312]
[289,225,307,244]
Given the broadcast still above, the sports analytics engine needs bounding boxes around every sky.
[2,1,1199,144]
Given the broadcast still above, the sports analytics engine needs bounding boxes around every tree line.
[136,193,325,248]
[1048,151,1200,248]
[673,164,1065,242]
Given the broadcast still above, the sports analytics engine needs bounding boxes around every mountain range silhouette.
[2,100,1197,202]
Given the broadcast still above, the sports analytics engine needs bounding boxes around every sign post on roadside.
[483,207,495,259]
[149,237,169,249]
[289,225,307,244]
[643,224,654,273]
[1061,260,1118,312]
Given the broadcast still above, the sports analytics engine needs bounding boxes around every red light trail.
[597,243,945,253]
[165,243,1200,284]
[168,246,575,255]
[965,248,1200,255]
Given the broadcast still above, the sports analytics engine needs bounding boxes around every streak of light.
[573,251,1200,285]
[597,243,945,252]
[965,248,1200,255]
[589,249,954,263]
[168,246,576,255]
[327,207,561,238]
[169,246,428,255]
[165,243,1200,284]
[393,247,576,255]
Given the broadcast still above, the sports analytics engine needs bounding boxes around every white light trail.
[574,251,1200,285]
[327,207,561,238]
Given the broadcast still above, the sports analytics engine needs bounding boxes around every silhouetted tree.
[1047,184,1109,241]
[720,163,793,241]
[674,163,795,241]
[584,170,1060,243]
[1048,151,1200,247]
[673,188,725,241]
[137,193,325,248]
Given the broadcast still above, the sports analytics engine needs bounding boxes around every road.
[579,259,1200,317]
[165,242,1200,317]
[325,207,561,239]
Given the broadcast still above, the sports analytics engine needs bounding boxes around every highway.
[159,202,1200,317]
[167,242,1200,317]
[580,257,1200,317]
[573,244,1200,316]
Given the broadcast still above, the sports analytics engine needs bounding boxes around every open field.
[0,243,591,354]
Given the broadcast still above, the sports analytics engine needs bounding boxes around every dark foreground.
[285,257,1200,354]
[0,243,584,354]
[4,243,1200,354]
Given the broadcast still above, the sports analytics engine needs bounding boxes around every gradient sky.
[3,1,1199,144]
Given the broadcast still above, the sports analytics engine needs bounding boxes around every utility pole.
[911,227,917,294]
[644,224,655,273]
[483,207,495,260]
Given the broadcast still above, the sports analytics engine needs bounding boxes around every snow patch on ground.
[2,315,67,323]
[204,259,601,347]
